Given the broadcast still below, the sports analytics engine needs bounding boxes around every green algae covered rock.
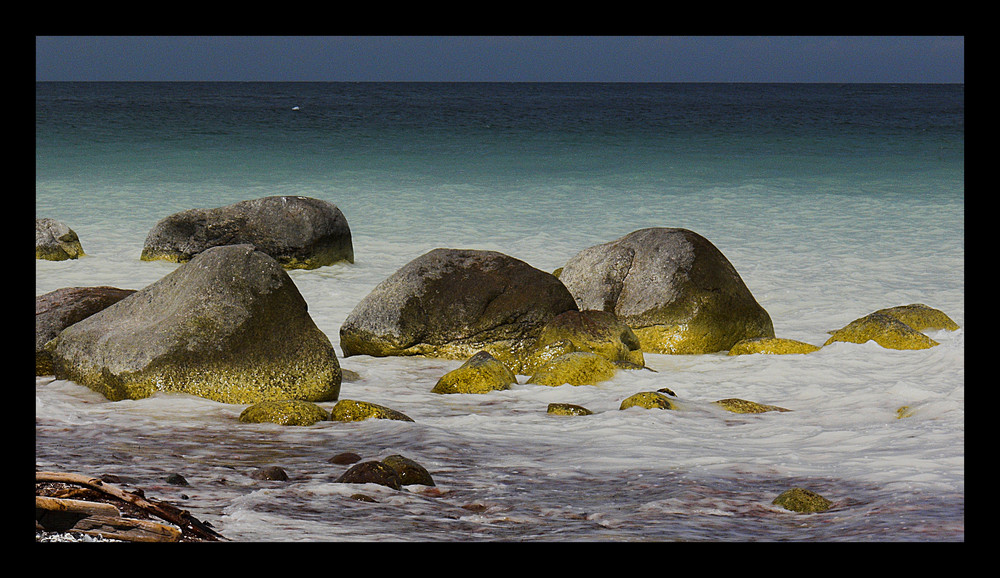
[140,196,354,270]
[825,312,938,350]
[431,351,517,394]
[728,337,821,356]
[713,398,791,414]
[381,454,435,486]
[46,245,342,404]
[239,399,330,426]
[36,218,85,261]
[339,248,578,368]
[619,391,677,411]
[526,351,618,386]
[36,286,137,376]
[329,399,414,422]
[529,309,645,371]
[772,487,833,513]
[874,303,959,332]
[546,403,594,416]
[558,228,774,354]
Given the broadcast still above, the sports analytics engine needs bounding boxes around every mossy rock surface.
[36,286,137,376]
[381,454,435,486]
[874,303,959,332]
[728,337,820,356]
[772,487,833,513]
[46,245,342,403]
[329,399,414,422]
[432,351,517,394]
[546,403,594,416]
[526,351,618,386]
[558,228,774,354]
[619,391,677,410]
[36,218,85,261]
[713,398,791,414]
[239,399,330,426]
[530,309,645,370]
[825,312,938,350]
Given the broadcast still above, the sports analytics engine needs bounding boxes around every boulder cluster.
[37,196,960,410]
[36,194,959,516]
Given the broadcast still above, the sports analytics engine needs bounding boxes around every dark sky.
[35,36,965,83]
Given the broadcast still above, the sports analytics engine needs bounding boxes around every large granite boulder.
[339,248,579,369]
[140,196,354,269]
[36,286,137,376]
[36,218,85,261]
[557,228,774,354]
[45,244,342,403]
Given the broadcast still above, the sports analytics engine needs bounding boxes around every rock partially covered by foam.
[36,218,85,261]
[46,244,342,403]
[339,248,578,369]
[141,195,354,270]
[558,228,774,354]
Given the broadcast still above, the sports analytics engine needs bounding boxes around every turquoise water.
[36,82,963,541]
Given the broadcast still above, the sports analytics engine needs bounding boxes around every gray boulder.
[36,286,137,375]
[140,196,353,269]
[36,218,85,261]
[558,228,774,354]
[46,244,342,403]
[339,248,578,369]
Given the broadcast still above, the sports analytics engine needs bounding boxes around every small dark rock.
[381,454,435,486]
[335,461,403,490]
[251,466,289,481]
[165,473,189,486]
[328,451,363,465]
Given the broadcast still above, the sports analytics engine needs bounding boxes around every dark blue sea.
[36,82,964,541]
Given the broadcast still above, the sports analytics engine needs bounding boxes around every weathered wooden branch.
[36,471,225,541]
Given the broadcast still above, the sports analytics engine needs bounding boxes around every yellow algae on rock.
[713,398,791,414]
[619,391,677,410]
[728,337,821,356]
[238,399,330,426]
[772,488,833,513]
[329,399,413,422]
[546,403,594,416]
[824,312,938,350]
[432,351,517,394]
[874,304,959,332]
[527,352,618,386]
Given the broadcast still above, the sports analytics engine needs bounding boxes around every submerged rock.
[728,337,820,356]
[46,245,342,403]
[239,399,330,426]
[339,248,578,368]
[381,455,435,486]
[546,403,594,416]
[558,228,774,354]
[619,391,677,410]
[36,286,137,376]
[432,351,517,394]
[772,487,833,513]
[140,195,354,269]
[335,461,403,490]
[526,351,618,386]
[36,218,85,261]
[329,399,414,422]
[713,398,791,414]
[825,312,938,350]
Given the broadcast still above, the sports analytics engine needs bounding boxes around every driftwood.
[36,471,225,542]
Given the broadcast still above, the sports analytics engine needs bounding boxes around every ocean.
[35,81,964,541]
